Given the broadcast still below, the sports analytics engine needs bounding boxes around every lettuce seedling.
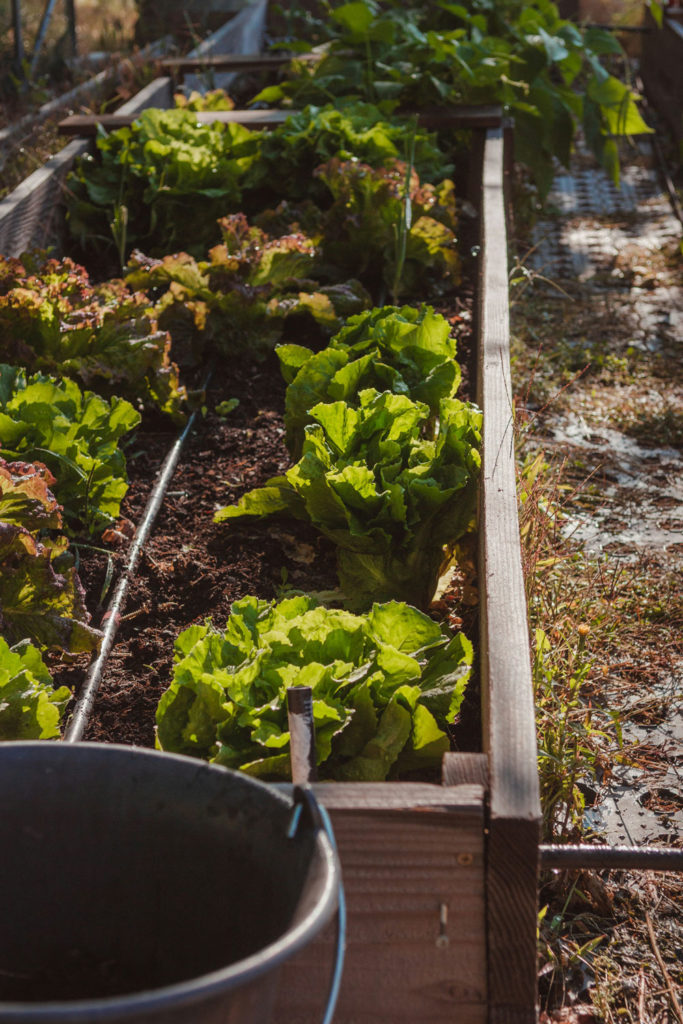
[156,594,472,780]
[216,389,481,610]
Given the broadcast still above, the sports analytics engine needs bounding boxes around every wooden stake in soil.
[287,687,318,786]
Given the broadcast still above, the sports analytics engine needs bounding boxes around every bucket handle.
[288,786,346,1024]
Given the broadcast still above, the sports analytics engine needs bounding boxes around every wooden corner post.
[477,126,542,1024]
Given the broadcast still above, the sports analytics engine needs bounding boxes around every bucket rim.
[0,741,339,1022]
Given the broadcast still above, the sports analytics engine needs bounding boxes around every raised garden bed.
[0,14,540,1024]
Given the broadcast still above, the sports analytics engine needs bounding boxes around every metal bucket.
[0,743,339,1023]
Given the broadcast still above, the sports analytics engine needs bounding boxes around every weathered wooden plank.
[477,126,541,1024]
[415,104,503,129]
[117,76,173,115]
[309,780,482,811]
[161,52,316,73]
[275,786,487,1023]
[442,752,489,787]
[0,139,89,256]
[58,104,506,137]
[57,108,290,135]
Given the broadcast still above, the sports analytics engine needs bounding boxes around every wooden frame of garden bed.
[0,33,541,1024]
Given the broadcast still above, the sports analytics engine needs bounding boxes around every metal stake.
[30,0,60,80]
[65,0,77,55]
[11,0,25,71]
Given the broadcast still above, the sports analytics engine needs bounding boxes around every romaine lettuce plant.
[0,252,185,420]
[0,365,140,535]
[67,108,264,258]
[0,636,72,740]
[277,304,461,456]
[156,594,473,780]
[215,389,481,610]
[0,457,101,652]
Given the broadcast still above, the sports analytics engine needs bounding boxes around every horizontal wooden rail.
[57,108,290,134]
[160,51,317,72]
[58,103,504,136]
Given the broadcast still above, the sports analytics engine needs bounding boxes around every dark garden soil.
[52,284,480,756]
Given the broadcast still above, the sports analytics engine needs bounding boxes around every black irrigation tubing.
[63,374,212,743]
[540,843,683,873]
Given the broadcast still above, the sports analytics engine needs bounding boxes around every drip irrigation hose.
[540,843,683,872]
[64,378,211,743]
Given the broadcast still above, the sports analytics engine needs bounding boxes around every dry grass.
[0,0,140,132]
[511,242,682,1020]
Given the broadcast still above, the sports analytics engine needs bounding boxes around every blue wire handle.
[289,787,346,1024]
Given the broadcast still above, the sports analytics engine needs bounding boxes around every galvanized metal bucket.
[0,743,339,1023]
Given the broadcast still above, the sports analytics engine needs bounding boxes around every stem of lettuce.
[391,120,417,305]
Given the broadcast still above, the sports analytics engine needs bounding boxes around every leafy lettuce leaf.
[0,252,185,420]
[278,304,461,456]
[66,108,263,258]
[0,636,71,739]
[0,458,101,652]
[216,389,481,610]
[174,88,235,112]
[314,158,460,299]
[124,216,370,364]
[252,102,452,201]
[156,594,472,779]
[0,365,140,535]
